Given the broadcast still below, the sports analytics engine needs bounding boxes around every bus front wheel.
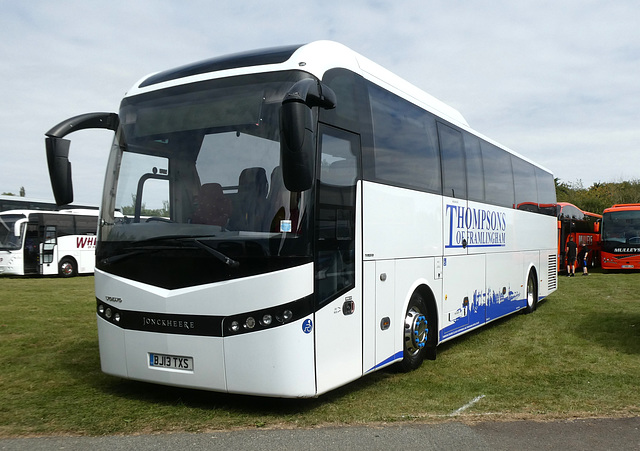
[59,258,77,278]
[399,292,429,372]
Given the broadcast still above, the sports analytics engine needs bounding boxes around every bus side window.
[481,142,514,208]
[536,168,557,216]
[75,215,98,235]
[438,122,466,199]
[367,83,441,193]
[512,157,539,212]
[464,133,484,202]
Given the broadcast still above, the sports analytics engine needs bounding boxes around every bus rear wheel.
[59,258,77,278]
[524,271,538,314]
[399,291,429,372]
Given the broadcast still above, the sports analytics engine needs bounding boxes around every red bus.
[557,202,601,271]
[600,203,640,270]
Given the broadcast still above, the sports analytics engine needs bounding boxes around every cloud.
[1,0,639,204]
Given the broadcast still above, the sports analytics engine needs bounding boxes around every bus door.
[23,223,39,275]
[40,225,58,275]
[313,125,362,393]
[439,123,485,339]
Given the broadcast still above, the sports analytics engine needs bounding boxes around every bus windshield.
[97,71,316,289]
[602,210,640,245]
[0,214,26,251]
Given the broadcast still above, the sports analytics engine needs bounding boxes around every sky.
[1,0,639,205]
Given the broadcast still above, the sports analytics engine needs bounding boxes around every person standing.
[566,236,578,277]
[578,245,590,276]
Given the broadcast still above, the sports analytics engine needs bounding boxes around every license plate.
[149,353,193,371]
[622,265,635,269]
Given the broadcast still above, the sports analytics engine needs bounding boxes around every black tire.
[399,291,430,372]
[524,270,538,314]
[59,258,77,278]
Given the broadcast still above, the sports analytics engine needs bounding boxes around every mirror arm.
[282,79,337,110]
[45,112,119,139]
[44,112,119,206]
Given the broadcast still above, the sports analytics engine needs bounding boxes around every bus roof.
[128,41,468,126]
[125,40,553,175]
[604,203,640,213]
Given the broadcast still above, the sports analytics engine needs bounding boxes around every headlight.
[227,307,296,335]
[97,301,123,326]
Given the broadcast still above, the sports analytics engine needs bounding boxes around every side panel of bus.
[361,182,442,371]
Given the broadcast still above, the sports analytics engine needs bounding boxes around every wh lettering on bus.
[76,237,96,248]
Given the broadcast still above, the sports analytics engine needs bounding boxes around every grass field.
[1,270,639,437]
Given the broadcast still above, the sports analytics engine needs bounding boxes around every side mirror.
[44,112,119,206]
[45,137,74,205]
[280,79,336,192]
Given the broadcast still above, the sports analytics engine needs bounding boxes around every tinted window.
[536,167,557,215]
[559,204,582,219]
[321,69,363,130]
[512,157,538,212]
[464,133,484,202]
[75,216,97,235]
[41,214,74,236]
[438,123,466,198]
[481,142,514,208]
[316,126,358,306]
[368,84,441,193]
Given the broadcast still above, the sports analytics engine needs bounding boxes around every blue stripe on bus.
[365,351,404,374]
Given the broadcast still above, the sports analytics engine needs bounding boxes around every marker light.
[283,310,293,321]
[245,317,256,329]
[105,308,112,319]
[230,321,240,333]
[98,304,105,314]
[261,314,272,326]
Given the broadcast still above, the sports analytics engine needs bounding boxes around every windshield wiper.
[101,236,239,268]
[190,239,240,268]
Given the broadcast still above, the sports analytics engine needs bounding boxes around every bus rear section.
[600,204,640,270]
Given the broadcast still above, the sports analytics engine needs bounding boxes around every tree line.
[555,179,640,214]
[1,187,26,197]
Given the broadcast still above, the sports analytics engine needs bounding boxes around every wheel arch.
[402,281,439,349]
[526,262,539,296]
[58,255,78,277]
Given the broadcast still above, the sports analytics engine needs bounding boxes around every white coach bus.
[44,41,557,397]
[0,209,98,277]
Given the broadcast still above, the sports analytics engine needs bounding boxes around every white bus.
[44,41,558,397]
[0,209,98,277]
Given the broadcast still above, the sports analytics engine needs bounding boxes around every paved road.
[1,417,638,450]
